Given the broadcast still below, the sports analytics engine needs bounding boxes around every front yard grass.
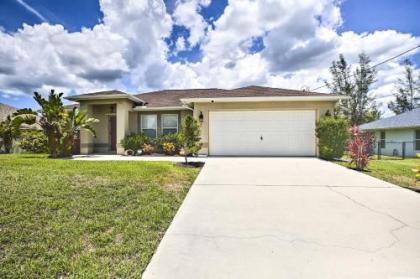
[335,156,420,190]
[0,154,200,278]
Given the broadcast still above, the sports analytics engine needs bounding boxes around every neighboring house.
[0,103,17,121]
[360,108,420,157]
[66,86,343,156]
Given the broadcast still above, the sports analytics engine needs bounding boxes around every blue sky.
[0,0,419,111]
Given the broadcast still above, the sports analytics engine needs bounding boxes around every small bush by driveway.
[0,154,200,278]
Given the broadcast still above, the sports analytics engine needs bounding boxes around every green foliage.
[179,115,202,164]
[154,133,181,152]
[0,115,22,153]
[18,130,48,153]
[13,90,98,158]
[59,108,98,157]
[316,116,350,160]
[388,59,420,114]
[120,133,149,153]
[326,53,378,125]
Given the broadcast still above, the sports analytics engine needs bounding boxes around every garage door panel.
[209,111,315,156]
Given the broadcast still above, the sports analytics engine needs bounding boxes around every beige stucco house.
[66,86,342,156]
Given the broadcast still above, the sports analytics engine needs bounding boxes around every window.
[162,114,178,135]
[380,131,386,148]
[141,114,157,138]
[416,130,420,150]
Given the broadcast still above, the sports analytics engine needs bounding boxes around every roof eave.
[180,95,347,104]
[133,106,192,111]
[361,125,420,131]
[65,94,144,104]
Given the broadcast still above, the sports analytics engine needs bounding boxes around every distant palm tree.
[13,89,98,158]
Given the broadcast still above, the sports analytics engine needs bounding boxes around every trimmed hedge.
[316,116,350,160]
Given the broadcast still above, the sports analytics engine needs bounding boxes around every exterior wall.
[91,105,111,153]
[137,110,192,137]
[77,99,135,155]
[193,101,336,156]
[374,129,419,157]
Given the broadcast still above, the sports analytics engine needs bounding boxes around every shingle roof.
[135,86,333,107]
[0,103,17,121]
[360,108,420,130]
[66,86,336,108]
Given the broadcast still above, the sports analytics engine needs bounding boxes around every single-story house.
[360,108,420,157]
[65,86,343,156]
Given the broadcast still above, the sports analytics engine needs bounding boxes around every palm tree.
[0,115,24,153]
[14,89,98,158]
[59,108,98,157]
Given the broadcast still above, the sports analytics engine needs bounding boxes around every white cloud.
[175,36,187,52]
[0,0,419,116]
[173,0,210,48]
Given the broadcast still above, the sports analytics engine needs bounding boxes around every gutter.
[180,95,348,104]
[133,106,193,111]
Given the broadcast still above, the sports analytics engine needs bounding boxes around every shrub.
[347,126,375,170]
[179,116,202,164]
[18,130,48,153]
[120,133,149,153]
[142,143,154,155]
[316,116,350,160]
[162,142,176,155]
[154,133,180,152]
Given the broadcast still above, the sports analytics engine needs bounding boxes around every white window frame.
[161,114,179,134]
[140,114,157,137]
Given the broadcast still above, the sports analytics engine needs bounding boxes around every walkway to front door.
[143,157,420,278]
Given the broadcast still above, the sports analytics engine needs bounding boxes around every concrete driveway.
[143,158,420,278]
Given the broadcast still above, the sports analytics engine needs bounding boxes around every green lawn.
[335,156,420,190]
[0,154,200,278]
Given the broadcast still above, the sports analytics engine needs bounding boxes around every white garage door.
[209,110,316,156]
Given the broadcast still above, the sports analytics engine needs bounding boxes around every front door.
[109,116,116,151]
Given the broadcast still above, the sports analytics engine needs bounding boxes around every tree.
[14,89,98,158]
[0,115,23,153]
[326,53,378,125]
[179,115,202,164]
[353,53,377,125]
[326,54,354,118]
[388,59,420,114]
[59,107,98,157]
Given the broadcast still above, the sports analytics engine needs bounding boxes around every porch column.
[116,101,131,154]
[79,103,94,154]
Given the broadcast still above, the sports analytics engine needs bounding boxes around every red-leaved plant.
[347,126,375,170]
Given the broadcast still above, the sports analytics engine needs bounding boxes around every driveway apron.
[143,157,420,279]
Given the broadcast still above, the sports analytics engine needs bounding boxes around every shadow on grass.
[176,162,205,168]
